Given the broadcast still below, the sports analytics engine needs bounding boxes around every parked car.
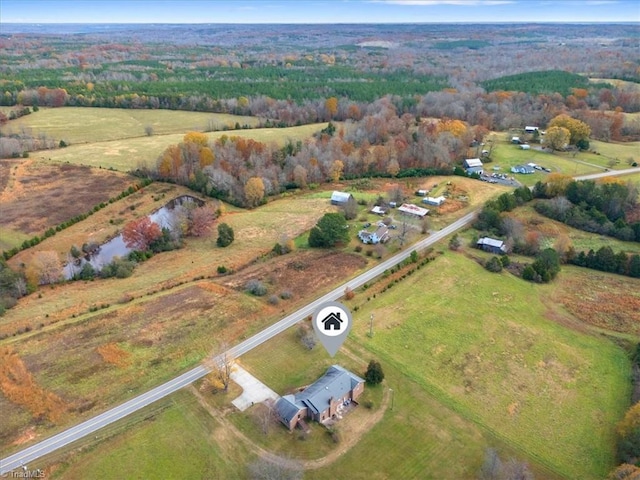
[363,222,371,228]
[389,225,397,230]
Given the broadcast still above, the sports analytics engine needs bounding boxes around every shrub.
[246,279,267,296]
[354,245,363,253]
[279,290,293,300]
[217,265,228,274]
[485,256,503,273]
[268,294,279,305]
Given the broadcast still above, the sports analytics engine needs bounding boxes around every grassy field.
[0,107,261,144]
[36,122,327,172]
[49,390,249,479]
[342,252,630,479]
[487,137,639,186]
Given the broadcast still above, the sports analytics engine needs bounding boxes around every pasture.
[37,122,327,172]
[48,390,249,479]
[343,252,630,479]
[0,107,260,144]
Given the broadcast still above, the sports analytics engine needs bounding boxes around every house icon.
[321,312,343,331]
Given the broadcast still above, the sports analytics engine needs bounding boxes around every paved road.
[574,167,639,181]
[0,211,477,475]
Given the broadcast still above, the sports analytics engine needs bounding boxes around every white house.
[358,225,389,244]
[511,164,535,174]
[398,203,429,217]
[422,196,446,206]
[331,191,353,205]
[462,158,484,175]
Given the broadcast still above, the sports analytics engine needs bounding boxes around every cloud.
[372,0,515,5]
[584,0,619,4]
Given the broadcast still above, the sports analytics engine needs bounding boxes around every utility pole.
[369,313,374,337]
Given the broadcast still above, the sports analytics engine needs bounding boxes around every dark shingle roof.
[297,365,364,415]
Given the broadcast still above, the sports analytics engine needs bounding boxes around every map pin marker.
[312,301,353,357]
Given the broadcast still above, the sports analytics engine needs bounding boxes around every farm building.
[422,196,446,206]
[358,225,389,244]
[370,205,386,215]
[330,191,353,205]
[398,203,429,217]
[462,158,484,175]
[524,126,539,134]
[415,189,428,197]
[477,237,507,254]
[511,165,535,174]
[275,365,365,431]
[519,144,530,150]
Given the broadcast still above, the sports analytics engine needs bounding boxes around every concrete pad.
[231,365,280,411]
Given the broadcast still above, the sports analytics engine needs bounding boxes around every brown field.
[553,268,640,336]
[0,158,135,236]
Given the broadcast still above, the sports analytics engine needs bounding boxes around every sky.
[0,0,639,24]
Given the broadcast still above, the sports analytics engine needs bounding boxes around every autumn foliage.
[122,217,162,251]
[0,347,68,424]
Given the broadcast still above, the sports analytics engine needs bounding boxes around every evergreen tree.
[217,223,235,247]
[364,360,385,385]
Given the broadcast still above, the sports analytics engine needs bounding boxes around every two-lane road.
[0,211,476,474]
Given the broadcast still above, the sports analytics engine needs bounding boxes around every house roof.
[297,365,364,415]
[359,230,373,241]
[477,237,505,249]
[511,164,535,173]
[275,394,303,424]
[371,206,386,215]
[374,226,389,239]
[276,366,364,422]
[398,203,428,217]
[423,196,446,205]
[331,191,352,203]
[463,158,483,168]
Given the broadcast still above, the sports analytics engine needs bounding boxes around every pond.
[63,195,203,279]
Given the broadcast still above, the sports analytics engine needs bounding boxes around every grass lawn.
[50,390,249,479]
[344,251,631,480]
[589,139,640,166]
[0,107,261,144]
[39,123,327,172]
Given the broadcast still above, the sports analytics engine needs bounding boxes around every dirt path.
[188,366,390,470]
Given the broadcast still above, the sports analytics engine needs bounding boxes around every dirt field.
[0,159,135,235]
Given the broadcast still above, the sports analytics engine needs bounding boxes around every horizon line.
[2,20,638,25]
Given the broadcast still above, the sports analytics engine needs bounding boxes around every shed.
[463,158,484,175]
[422,196,446,206]
[331,191,353,205]
[519,144,530,150]
[416,189,428,197]
[398,203,429,217]
[370,206,386,215]
[477,237,507,254]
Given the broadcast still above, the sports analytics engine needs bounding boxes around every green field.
[341,252,630,479]
[50,390,249,479]
[37,122,327,171]
[486,137,639,186]
[0,107,260,144]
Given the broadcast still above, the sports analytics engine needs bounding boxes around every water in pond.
[64,195,202,279]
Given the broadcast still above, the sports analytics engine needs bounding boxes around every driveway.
[230,364,280,411]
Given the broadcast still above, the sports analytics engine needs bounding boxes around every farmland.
[0,107,261,144]
[0,18,639,478]
[39,248,634,480]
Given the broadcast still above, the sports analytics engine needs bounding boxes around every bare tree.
[206,345,235,392]
[257,399,278,435]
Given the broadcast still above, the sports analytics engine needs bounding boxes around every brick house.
[275,365,365,431]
